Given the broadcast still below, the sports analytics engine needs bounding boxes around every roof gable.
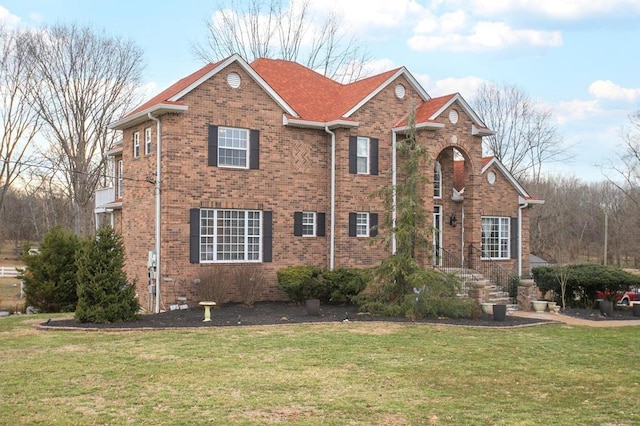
[481,156,532,199]
[110,54,297,130]
[398,93,491,131]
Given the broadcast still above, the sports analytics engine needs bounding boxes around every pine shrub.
[75,227,139,323]
[20,226,82,313]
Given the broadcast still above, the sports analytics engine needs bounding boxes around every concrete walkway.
[512,310,640,327]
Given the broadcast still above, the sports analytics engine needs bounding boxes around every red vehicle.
[619,287,640,305]
[597,287,640,305]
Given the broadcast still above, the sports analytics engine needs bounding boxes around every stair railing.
[467,244,519,303]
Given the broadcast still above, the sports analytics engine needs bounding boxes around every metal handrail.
[467,244,519,302]
[432,246,483,295]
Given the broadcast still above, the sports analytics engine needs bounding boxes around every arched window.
[434,161,442,198]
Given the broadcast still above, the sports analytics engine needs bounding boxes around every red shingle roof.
[251,58,401,121]
[395,93,456,127]
[122,56,406,123]
[125,61,224,118]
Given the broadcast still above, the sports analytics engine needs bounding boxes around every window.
[356,137,369,174]
[218,127,249,168]
[349,212,378,237]
[349,136,378,175]
[481,217,510,259]
[302,212,316,236]
[116,159,123,198]
[133,132,140,158]
[356,212,369,236]
[434,161,442,198]
[199,209,261,262]
[144,127,152,155]
[294,211,325,237]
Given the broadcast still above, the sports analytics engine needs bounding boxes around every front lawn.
[0,315,638,425]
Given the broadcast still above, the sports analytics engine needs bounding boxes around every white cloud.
[307,0,424,31]
[414,73,488,99]
[464,0,640,20]
[553,99,602,124]
[409,21,562,52]
[0,6,21,26]
[588,80,640,102]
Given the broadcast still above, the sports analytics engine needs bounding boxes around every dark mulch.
[560,305,640,321]
[42,302,556,330]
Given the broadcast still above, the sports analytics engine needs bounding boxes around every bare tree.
[472,82,570,182]
[193,0,370,83]
[606,111,640,205]
[23,23,144,235]
[0,26,40,230]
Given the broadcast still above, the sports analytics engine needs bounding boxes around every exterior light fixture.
[449,214,457,227]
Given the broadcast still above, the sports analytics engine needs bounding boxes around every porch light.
[449,214,457,227]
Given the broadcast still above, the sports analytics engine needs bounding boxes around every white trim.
[301,212,317,237]
[217,126,250,169]
[355,212,370,237]
[170,54,298,118]
[343,67,430,118]
[427,93,490,130]
[392,122,444,133]
[284,115,359,129]
[356,136,370,175]
[481,216,511,260]
[106,142,123,156]
[325,126,336,270]
[472,124,495,136]
[481,157,532,199]
[392,130,397,254]
[109,103,188,130]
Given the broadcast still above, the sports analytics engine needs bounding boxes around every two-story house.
[96,54,542,312]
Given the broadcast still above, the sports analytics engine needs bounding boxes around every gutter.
[324,126,336,270]
[148,112,162,313]
[391,130,397,254]
[518,197,545,277]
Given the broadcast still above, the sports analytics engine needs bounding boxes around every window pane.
[356,137,369,174]
[302,212,315,236]
[218,127,249,167]
[200,208,261,263]
[356,212,369,237]
[481,217,509,259]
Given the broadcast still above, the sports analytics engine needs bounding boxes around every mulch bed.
[42,302,557,330]
[560,306,640,321]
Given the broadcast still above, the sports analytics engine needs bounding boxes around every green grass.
[1,316,638,425]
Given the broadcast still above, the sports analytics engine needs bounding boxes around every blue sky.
[2,0,640,182]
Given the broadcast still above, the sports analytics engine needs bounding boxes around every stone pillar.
[467,279,490,305]
[517,279,536,311]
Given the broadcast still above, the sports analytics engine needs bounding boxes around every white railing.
[95,186,116,210]
[0,266,19,278]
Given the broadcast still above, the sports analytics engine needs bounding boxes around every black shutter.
[510,217,518,259]
[348,136,357,174]
[316,213,326,237]
[370,138,378,175]
[348,212,357,237]
[263,211,272,262]
[293,211,303,236]
[207,125,218,166]
[249,129,259,169]
[369,213,378,237]
[189,208,200,264]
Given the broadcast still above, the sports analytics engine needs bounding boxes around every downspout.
[324,126,336,270]
[391,130,397,254]
[148,112,161,313]
[518,201,529,277]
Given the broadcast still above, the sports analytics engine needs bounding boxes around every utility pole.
[603,210,608,266]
